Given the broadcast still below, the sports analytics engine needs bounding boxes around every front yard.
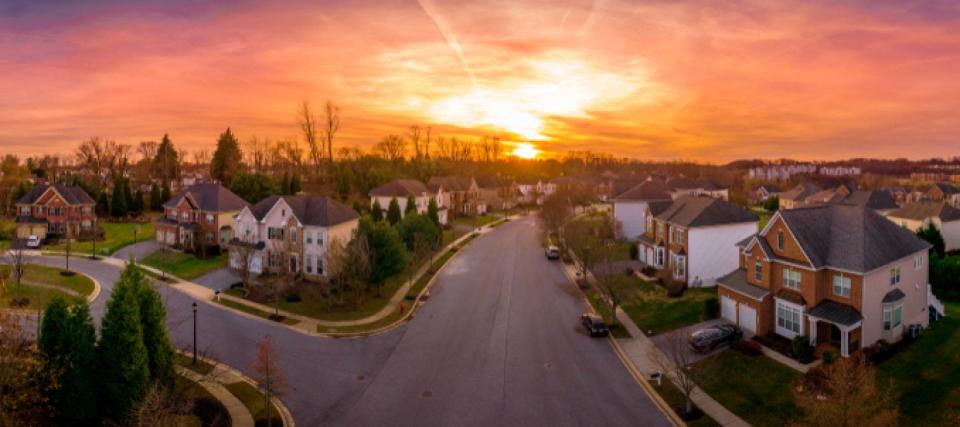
[46,217,157,255]
[0,264,96,309]
[618,279,717,335]
[452,214,499,228]
[141,250,227,280]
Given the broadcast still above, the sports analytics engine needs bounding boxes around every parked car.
[581,313,610,337]
[688,324,742,353]
[25,235,41,249]
[545,245,560,260]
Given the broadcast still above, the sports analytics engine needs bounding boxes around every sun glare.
[511,143,540,159]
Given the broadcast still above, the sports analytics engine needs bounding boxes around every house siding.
[860,251,929,347]
[613,200,650,240]
[687,222,758,287]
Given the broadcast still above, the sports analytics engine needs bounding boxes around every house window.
[306,232,313,244]
[168,210,177,220]
[832,274,851,297]
[317,257,324,275]
[777,231,785,251]
[206,232,214,243]
[317,233,324,245]
[776,302,803,336]
[19,207,30,216]
[205,214,214,224]
[883,304,903,330]
[181,212,189,221]
[673,254,686,279]
[289,228,297,242]
[655,247,665,268]
[267,227,284,240]
[656,223,665,240]
[890,267,901,285]
[82,207,91,214]
[754,259,762,282]
[782,268,802,290]
[645,215,652,232]
[914,255,923,270]
[676,228,685,244]
[305,255,313,273]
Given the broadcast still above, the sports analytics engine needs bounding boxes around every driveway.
[112,240,161,261]
[26,216,672,427]
[650,318,730,364]
[193,267,242,291]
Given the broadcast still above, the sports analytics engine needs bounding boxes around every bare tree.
[322,100,340,166]
[652,327,699,417]
[177,148,189,172]
[3,240,26,290]
[137,140,159,163]
[229,235,259,289]
[538,194,573,246]
[373,135,407,162]
[328,234,370,306]
[409,125,423,160]
[423,126,432,159]
[298,101,322,175]
[244,136,270,173]
[192,149,211,170]
[792,357,899,427]
[252,335,286,427]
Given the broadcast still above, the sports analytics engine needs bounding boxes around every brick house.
[924,182,960,207]
[717,204,935,357]
[475,175,518,211]
[428,176,481,217]
[155,183,248,251]
[230,195,359,280]
[637,196,759,287]
[15,184,96,240]
[778,183,823,209]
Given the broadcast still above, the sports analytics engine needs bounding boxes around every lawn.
[141,251,227,280]
[46,217,157,256]
[0,264,96,309]
[619,280,717,335]
[452,214,499,228]
[877,300,960,426]
[224,381,284,427]
[0,282,79,310]
[583,287,631,338]
[217,298,300,326]
[651,380,720,427]
[693,349,802,427]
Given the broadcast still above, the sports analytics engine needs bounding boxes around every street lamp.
[133,225,140,246]
[192,302,198,366]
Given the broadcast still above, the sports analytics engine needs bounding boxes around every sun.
[511,143,540,159]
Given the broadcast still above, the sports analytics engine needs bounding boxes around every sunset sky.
[2,0,959,162]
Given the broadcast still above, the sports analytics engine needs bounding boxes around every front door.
[289,255,299,273]
[830,324,842,346]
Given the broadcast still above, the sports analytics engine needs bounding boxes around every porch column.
[841,327,849,357]
[808,318,818,346]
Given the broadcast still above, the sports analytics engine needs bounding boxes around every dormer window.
[777,231,785,251]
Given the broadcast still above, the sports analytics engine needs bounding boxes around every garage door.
[721,296,737,323]
[739,305,757,334]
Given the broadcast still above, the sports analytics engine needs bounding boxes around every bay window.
[776,302,803,338]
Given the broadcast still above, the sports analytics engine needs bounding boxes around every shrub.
[284,294,302,303]
[733,339,763,356]
[792,336,813,362]
[703,297,720,319]
[665,281,685,298]
[822,349,838,365]
[641,266,657,277]
[628,244,639,260]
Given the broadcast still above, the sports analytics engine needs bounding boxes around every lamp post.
[133,225,140,246]
[192,302,198,366]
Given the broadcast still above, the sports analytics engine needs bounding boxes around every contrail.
[416,0,478,89]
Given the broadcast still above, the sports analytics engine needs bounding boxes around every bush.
[733,339,763,356]
[284,294,302,303]
[822,349,838,365]
[792,336,813,362]
[665,281,685,298]
[703,298,719,319]
[640,266,657,277]
[628,244,639,260]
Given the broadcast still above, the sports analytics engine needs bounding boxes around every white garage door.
[739,305,757,334]
[721,296,737,323]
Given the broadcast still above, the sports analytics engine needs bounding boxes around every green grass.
[651,380,720,427]
[173,375,227,427]
[757,211,772,230]
[619,282,716,335]
[692,349,802,427]
[0,282,79,309]
[141,251,227,280]
[46,217,156,255]
[583,287,631,338]
[217,297,300,326]
[224,381,284,427]
[452,214,498,228]
[1,263,95,296]
[876,300,960,426]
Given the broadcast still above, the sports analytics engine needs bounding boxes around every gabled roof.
[615,180,672,201]
[611,176,648,197]
[887,201,960,222]
[648,200,674,216]
[369,179,431,197]
[655,196,759,227]
[164,183,248,212]
[930,182,959,195]
[717,269,770,300]
[665,176,700,190]
[17,184,95,205]
[804,189,845,204]
[779,183,822,202]
[841,190,899,211]
[249,195,359,227]
[475,175,511,188]
[428,176,475,192]
[755,185,780,193]
[775,204,931,273]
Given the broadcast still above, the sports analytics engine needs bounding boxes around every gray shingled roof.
[655,196,759,227]
[887,201,960,222]
[163,183,248,212]
[717,269,770,300]
[932,182,959,195]
[475,175,510,188]
[807,300,863,326]
[841,190,899,211]
[428,176,474,192]
[17,184,95,205]
[249,195,358,227]
[615,180,672,201]
[777,204,931,273]
[369,179,430,197]
[805,189,845,204]
[780,183,822,201]
[665,176,700,190]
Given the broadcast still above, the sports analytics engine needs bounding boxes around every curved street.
[28,216,671,427]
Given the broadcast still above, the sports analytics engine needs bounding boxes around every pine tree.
[387,197,402,225]
[38,297,69,361]
[280,172,291,195]
[371,199,383,222]
[98,278,150,420]
[427,197,440,226]
[405,194,417,215]
[153,134,180,183]
[290,174,302,194]
[210,128,244,186]
[96,191,110,217]
[161,183,171,205]
[131,190,145,215]
[56,303,98,422]
[149,183,162,211]
[111,179,128,218]
[122,179,133,213]
[125,263,176,385]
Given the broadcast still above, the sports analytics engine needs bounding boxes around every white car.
[25,235,41,249]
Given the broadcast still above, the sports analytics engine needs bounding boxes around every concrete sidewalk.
[177,366,255,427]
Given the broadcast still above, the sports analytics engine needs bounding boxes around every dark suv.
[688,324,742,353]
[581,314,610,337]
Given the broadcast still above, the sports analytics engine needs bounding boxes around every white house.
[886,201,960,251]
[368,179,447,224]
[517,178,542,205]
[612,180,672,240]
[230,195,359,280]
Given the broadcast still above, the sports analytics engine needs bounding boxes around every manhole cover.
[422,390,432,398]
[356,375,365,381]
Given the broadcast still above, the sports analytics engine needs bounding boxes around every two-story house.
[637,196,759,287]
[368,179,447,224]
[476,175,518,211]
[155,183,248,251]
[516,178,542,204]
[230,195,359,280]
[613,179,672,240]
[778,183,823,209]
[15,184,96,240]
[428,176,480,217]
[924,182,960,207]
[717,204,933,357]
[886,201,960,251]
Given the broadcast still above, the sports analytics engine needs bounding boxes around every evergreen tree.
[110,179,128,217]
[38,297,69,361]
[359,217,409,286]
[124,264,176,385]
[230,172,278,203]
[131,190,145,215]
[290,174,302,194]
[122,179,133,213]
[96,191,110,217]
[149,183,162,211]
[161,183,171,206]
[210,128,244,186]
[280,172,291,195]
[50,302,97,422]
[427,197,440,226]
[917,223,946,258]
[371,199,383,222]
[352,200,364,215]
[387,197,402,225]
[12,181,28,203]
[98,278,150,420]
[405,194,417,215]
[152,134,180,183]
[398,212,442,251]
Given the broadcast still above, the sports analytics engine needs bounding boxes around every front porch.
[807,300,863,357]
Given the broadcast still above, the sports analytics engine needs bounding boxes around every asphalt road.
[28,216,671,427]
